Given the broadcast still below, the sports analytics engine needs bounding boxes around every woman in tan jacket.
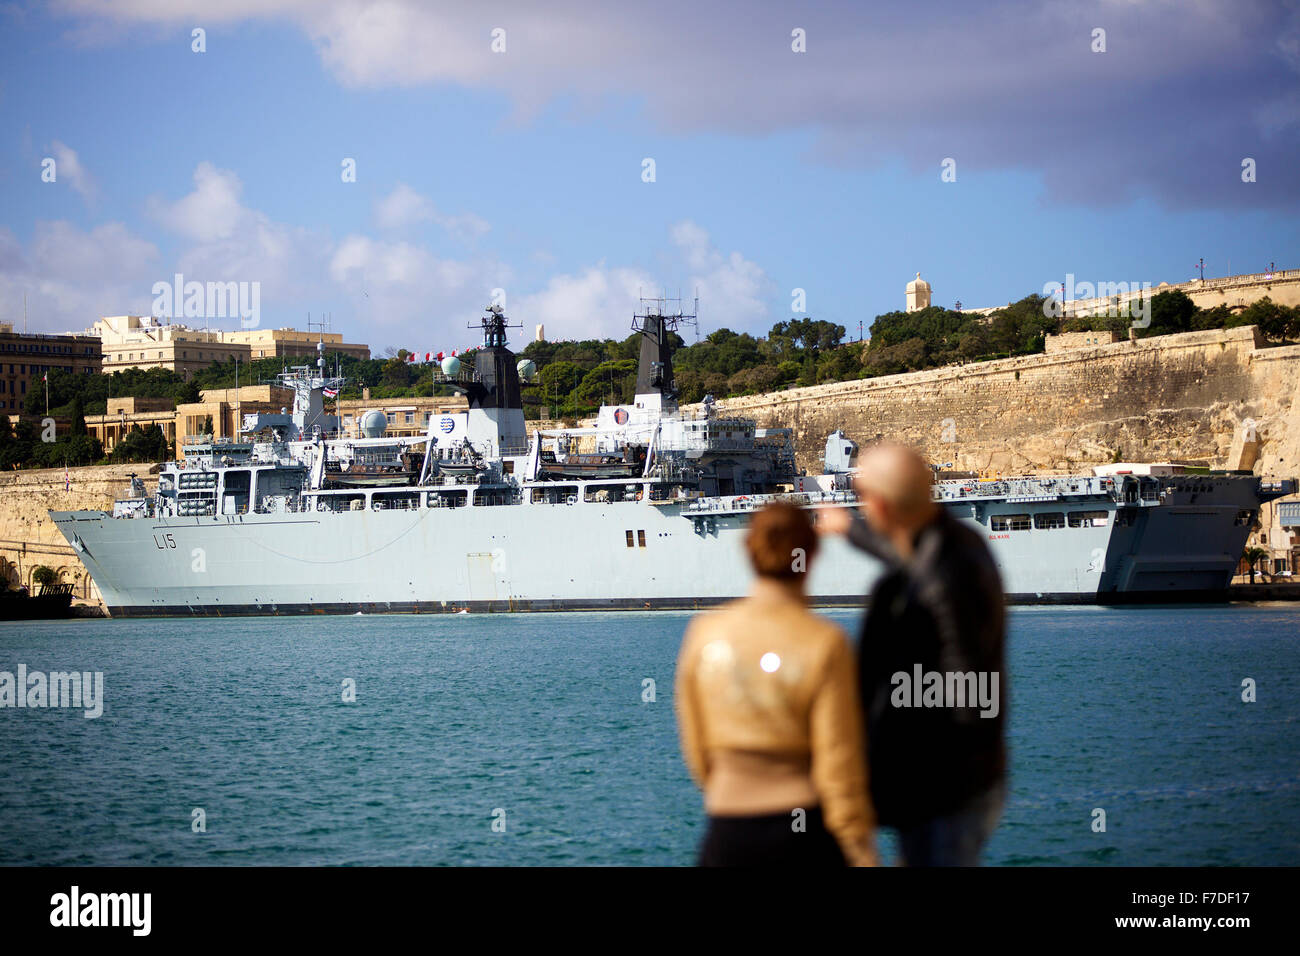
[675,502,878,866]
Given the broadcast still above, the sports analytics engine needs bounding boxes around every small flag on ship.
[64,462,70,491]
[323,386,339,399]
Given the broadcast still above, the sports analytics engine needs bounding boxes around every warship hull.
[51,484,1264,617]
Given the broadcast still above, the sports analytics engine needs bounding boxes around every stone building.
[0,322,102,413]
[92,315,248,376]
[221,327,370,361]
[84,386,296,454]
[85,315,369,376]
[84,397,178,452]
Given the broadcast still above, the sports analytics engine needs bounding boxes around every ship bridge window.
[530,485,579,505]
[427,489,468,508]
[1067,510,1109,528]
[221,470,252,516]
[1033,512,1066,530]
[317,493,365,512]
[222,470,251,494]
[990,514,1031,532]
[372,491,420,510]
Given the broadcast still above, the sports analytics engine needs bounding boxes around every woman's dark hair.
[745,501,818,580]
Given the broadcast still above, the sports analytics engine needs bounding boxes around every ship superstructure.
[51,304,1295,616]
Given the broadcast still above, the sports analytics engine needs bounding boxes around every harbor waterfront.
[1,605,1297,867]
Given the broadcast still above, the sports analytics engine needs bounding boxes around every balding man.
[819,443,1006,866]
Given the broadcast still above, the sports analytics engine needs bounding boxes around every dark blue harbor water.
[1,605,1297,866]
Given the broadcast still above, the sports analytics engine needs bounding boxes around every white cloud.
[329,234,511,347]
[373,182,490,241]
[514,222,774,342]
[668,220,772,333]
[374,182,434,230]
[0,221,159,331]
[48,141,95,203]
[515,265,656,342]
[146,162,246,242]
[143,162,333,320]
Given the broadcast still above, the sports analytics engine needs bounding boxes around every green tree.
[957,326,991,360]
[1145,290,1198,337]
[573,359,637,411]
[1231,297,1298,341]
[380,353,416,388]
[726,364,781,395]
[1191,305,1231,331]
[68,395,87,437]
[111,424,170,464]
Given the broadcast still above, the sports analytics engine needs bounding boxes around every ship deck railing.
[682,490,852,514]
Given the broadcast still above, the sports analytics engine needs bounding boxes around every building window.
[405,412,414,424]
[386,413,396,423]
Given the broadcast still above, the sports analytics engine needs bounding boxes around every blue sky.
[1,0,1297,352]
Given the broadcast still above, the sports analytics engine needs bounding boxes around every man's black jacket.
[847,508,1007,829]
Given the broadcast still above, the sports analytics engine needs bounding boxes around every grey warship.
[50,303,1294,616]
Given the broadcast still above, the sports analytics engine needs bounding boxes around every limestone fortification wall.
[0,463,152,601]
[706,326,1300,479]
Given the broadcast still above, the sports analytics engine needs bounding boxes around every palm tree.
[1242,546,1269,584]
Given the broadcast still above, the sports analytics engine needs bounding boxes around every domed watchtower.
[906,272,932,312]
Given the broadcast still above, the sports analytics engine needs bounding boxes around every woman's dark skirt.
[698,806,846,867]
